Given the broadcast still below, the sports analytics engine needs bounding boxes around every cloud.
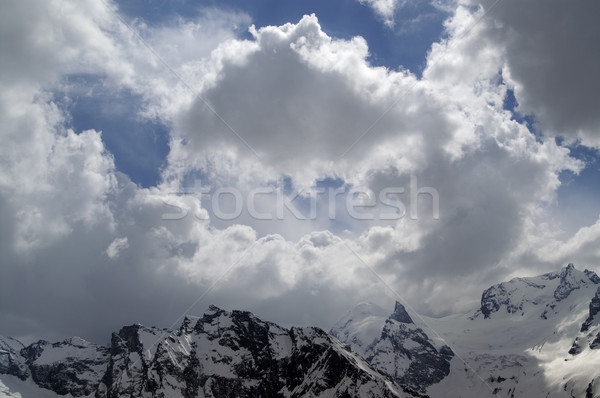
[168,13,472,190]
[0,0,254,340]
[166,8,589,316]
[105,237,129,259]
[0,0,596,345]
[467,0,600,147]
[358,0,401,27]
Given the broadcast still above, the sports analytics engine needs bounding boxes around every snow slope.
[426,264,600,397]
[331,264,600,397]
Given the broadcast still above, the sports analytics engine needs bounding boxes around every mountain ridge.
[1,306,423,398]
[2,263,600,397]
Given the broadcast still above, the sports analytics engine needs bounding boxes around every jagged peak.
[179,315,200,333]
[61,336,92,347]
[555,263,599,283]
[390,301,413,324]
[554,263,596,301]
[207,304,224,313]
[117,323,142,335]
[198,305,229,326]
[477,263,600,319]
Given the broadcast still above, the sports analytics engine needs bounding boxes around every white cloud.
[0,0,597,344]
[105,237,129,259]
[168,14,455,189]
[358,0,401,27]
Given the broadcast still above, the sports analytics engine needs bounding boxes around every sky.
[1,0,600,344]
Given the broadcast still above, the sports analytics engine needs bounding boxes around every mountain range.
[2,264,600,397]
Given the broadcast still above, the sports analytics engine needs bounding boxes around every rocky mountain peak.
[179,315,200,334]
[1,307,421,397]
[554,263,599,301]
[390,302,414,324]
[4,266,600,397]
[478,263,600,319]
[332,301,452,393]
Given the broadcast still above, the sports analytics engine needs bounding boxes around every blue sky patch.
[56,74,170,187]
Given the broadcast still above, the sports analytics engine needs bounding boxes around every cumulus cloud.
[169,9,580,287]
[169,14,471,189]
[467,0,600,147]
[0,0,597,344]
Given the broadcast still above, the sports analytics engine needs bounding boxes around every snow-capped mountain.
[427,263,600,397]
[475,263,600,320]
[0,335,109,397]
[331,302,453,393]
[331,264,600,397]
[1,306,423,397]
[2,264,600,397]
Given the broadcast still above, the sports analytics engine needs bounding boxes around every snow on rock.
[3,263,599,397]
[476,263,600,319]
[0,337,28,381]
[20,337,109,396]
[333,264,600,397]
[331,301,453,393]
[428,263,600,397]
[569,285,600,356]
[95,307,421,397]
[580,286,600,333]
[0,374,66,398]
[1,307,419,397]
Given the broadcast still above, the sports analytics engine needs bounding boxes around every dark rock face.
[479,277,548,318]
[390,302,414,324]
[479,281,535,318]
[553,264,600,301]
[1,307,418,397]
[569,337,583,355]
[480,283,510,318]
[0,336,28,380]
[30,360,96,396]
[569,285,600,356]
[581,287,600,332]
[25,338,109,396]
[589,333,600,350]
[367,314,453,393]
[1,337,110,396]
[331,301,453,393]
[584,270,600,284]
[97,309,413,397]
[554,263,582,301]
